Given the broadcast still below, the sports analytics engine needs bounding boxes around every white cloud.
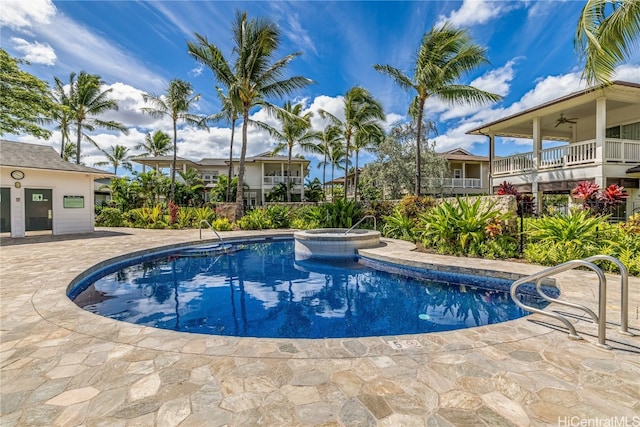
[189,64,204,78]
[30,12,166,91]
[11,37,56,66]
[436,0,514,28]
[437,59,518,121]
[0,0,56,30]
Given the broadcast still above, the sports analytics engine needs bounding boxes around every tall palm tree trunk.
[75,120,82,164]
[171,119,178,202]
[415,98,426,196]
[322,144,328,196]
[287,149,292,203]
[343,136,350,200]
[331,163,335,199]
[235,107,249,218]
[226,117,236,203]
[354,150,360,201]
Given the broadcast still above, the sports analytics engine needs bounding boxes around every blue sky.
[3,0,640,179]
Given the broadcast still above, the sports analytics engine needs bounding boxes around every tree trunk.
[287,145,292,203]
[354,150,360,201]
[322,141,327,197]
[415,97,426,196]
[343,132,350,200]
[75,119,82,164]
[170,119,177,203]
[235,107,249,218]
[226,116,236,203]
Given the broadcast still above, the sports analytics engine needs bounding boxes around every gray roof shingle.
[0,140,112,175]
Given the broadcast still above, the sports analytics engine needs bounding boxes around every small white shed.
[0,140,113,238]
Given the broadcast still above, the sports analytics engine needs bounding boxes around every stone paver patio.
[1,228,638,426]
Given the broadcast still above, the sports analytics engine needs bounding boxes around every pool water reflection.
[69,240,548,338]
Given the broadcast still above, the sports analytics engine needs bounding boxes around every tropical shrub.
[265,205,291,228]
[417,197,516,257]
[523,209,610,265]
[399,195,436,218]
[210,217,233,231]
[128,206,166,229]
[321,199,362,228]
[291,205,323,229]
[176,207,196,228]
[363,200,395,228]
[237,208,272,230]
[572,181,628,215]
[497,180,535,215]
[382,207,417,242]
[192,207,216,225]
[526,208,607,246]
[95,207,126,227]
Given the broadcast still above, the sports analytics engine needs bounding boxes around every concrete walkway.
[1,228,638,426]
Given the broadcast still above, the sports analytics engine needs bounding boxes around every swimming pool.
[68,239,549,339]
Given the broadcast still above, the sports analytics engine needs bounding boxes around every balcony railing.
[425,178,483,188]
[494,139,640,176]
[263,176,302,186]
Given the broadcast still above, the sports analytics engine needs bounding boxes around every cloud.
[11,37,56,66]
[33,13,166,91]
[0,0,56,30]
[436,0,516,27]
[189,64,204,78]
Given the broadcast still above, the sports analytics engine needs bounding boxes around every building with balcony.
[131,152,310,206]
[467,81,640,216]
[327,148,490,200]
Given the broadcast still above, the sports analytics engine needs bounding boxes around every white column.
[300,162,304,201]
[462,162,466,188]
[489,132,495,194]
[532,117,543,213]
[261,162,265,205]
[595,96,606,165]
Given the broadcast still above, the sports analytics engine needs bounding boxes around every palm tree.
[136,130,172,157]
[317,124,342,196]
[64,72,129,164]
[320,86,385,200]
[325,139,347,200]
[576,0,640,85]
[201,87,240,203]
[141,79,205,203]
[268,101,320,202]
[352,125,384,200]
[374,23,501,195]
[187,11,313,218]
[50,77,72,158]
[135,130,172,172]
[94,144,133,175]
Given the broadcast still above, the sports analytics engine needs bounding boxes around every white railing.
[494,153,534,175]
[263,176,302,186]
[605,139,640,162]
[425,178,483,188]
[494,139,640,175]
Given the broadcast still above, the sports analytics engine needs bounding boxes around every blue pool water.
[69,239,549,339]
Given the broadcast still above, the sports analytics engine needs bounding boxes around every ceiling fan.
[555,112,578,127]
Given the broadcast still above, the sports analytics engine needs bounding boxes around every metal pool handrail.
[344,215,377,235]
[510,258,611,349]
[199,220,224,243]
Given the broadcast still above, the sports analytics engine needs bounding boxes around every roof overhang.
[467,81,640,141]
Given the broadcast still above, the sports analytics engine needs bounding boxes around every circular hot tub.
[294,228,381,261]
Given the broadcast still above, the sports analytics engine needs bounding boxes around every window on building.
[607,121,640,140]
[453,169,462,179]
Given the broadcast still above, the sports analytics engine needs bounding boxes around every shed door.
[0,187,10,232]
[25,189,52,231]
